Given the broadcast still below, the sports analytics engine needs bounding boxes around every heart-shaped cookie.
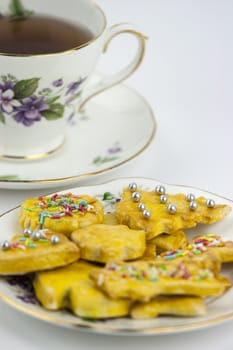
[19,193,104,237]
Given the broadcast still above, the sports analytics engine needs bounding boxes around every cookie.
[141,243,157,259]
[34,261,131,318]
[131,296,206,319]
[71,224,146,263]
[19,192,104,237]
[191,234,233,263]
[91,260,230,301]
[156,248,221,274]
[149,230,188,254]
[34,261,95,310]
[69,280,131,319]
[116,188,231,240]
[0,231,80,275]
[103,212,119,225]
[142,230,188,259]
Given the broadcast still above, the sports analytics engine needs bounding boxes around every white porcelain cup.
[0,0,146,160]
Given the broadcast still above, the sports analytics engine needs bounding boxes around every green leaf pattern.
[14,78,40,99]
[42,103,64,120]
[92,142,122,166]
[0,112,5,124]
[9,0,33,20]
[0,175,19,180]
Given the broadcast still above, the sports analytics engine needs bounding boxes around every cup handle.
[78,23,147,111]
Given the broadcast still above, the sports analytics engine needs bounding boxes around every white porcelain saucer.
[0,81,156,190]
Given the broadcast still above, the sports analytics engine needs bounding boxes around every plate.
[0,80,156,190]
[0,177,232,335]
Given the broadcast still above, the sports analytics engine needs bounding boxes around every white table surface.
[0,0,233,349]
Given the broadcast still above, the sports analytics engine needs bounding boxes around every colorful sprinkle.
[19,237,27,242]
[193,249,201,255]
[24,208,35,212]
[28,243,37,248]
[11,242,20,248]
[34,194,95,222]
[18,244,26,250]
[97,274,105,286]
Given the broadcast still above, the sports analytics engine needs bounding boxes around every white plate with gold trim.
[0,80,156,190]
[0,177,233,335]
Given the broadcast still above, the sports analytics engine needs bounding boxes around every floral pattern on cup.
[0,74,86,126]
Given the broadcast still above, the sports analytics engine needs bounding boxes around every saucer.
[0,82,156,190]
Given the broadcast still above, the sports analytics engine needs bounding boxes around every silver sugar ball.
[167,203,177,214]
[128,182,137,191]
[131,192,141,202]
[155,185,166,195]
[138,202,146,211]
[187,193,195,202]
[160,194,168,204]
[142,209,151,219]
[206,199,215,208]
[1,240,11,251]
[23,227,32,237]
[189,201,198,211]
[51,235,60,245]
[31,230,41,241]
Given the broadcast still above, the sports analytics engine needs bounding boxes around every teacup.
[0,0,146,160]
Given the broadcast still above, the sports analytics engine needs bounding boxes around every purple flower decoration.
[14,96,48,126]
[0,88,21,114]
[108,145,122,154]
[0,81,14,90]
[17,294,38,305]
[7,275,38,305]
[66,77,86,96]
[52,78,63,87]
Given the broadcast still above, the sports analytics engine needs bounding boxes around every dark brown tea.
[0,15,94,55]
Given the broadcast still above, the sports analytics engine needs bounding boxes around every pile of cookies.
[0,184,232,320]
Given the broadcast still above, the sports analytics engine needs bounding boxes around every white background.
[98,0,233,200]
[0,0,233,349]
